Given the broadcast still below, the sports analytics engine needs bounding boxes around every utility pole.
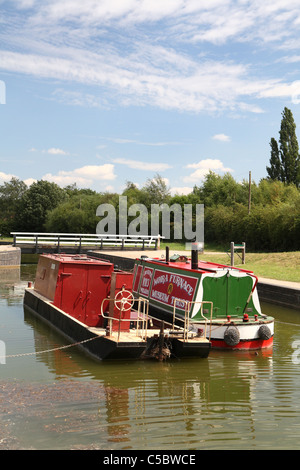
[248,171,251,215]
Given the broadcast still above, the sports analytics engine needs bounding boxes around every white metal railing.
[11,232,163,251]
[172,299,213,341]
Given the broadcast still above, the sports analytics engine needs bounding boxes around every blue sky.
[1,0,300,195]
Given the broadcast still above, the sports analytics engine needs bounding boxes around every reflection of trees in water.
[0,268,22,307]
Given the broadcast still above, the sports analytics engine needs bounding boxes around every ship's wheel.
[114,290,134,311]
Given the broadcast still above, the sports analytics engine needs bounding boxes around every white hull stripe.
[196,320,274,340]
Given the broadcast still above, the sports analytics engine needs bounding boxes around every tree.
[142,174,171,207]
[45,194,102,233]
[266,138,281,181]
[63,183,97,198]
[195,171,244,207]
[16,180,66,232]
[122,181,146,206]
[0,177,27,235]
[267,107,300,187]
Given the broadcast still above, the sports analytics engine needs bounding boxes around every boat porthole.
[258,325,272,340]
[224,326,240,346]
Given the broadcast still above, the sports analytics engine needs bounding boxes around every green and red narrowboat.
[132,251,274,350]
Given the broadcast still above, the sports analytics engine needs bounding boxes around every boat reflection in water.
[22,305,275,448]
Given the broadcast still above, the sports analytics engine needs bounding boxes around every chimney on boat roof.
[165,246,170,263]
[191,242,199,270]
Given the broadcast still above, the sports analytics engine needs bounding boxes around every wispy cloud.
[112,158,172,172]
[15,0,300,47]
[108,137,182,146]
[0,48,287,114]
[1,1,300,115]
[51,89,109,108]
[29,147,70,155]
[16,0,300,50]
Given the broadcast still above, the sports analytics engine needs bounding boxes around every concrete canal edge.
[89,250,300,311]
[257,278,300,311]
[0,245,21,267]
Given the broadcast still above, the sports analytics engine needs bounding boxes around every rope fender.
[224,326,240,346]
[258,325,272,340]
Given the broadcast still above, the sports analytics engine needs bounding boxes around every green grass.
[202,252,300,283]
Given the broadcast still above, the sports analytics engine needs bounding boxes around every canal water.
[1,263,300,450]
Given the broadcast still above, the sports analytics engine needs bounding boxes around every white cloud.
[77,164,116,180]
[213,134,231,142]
[112,158,172,172]
[0,171,17,183]
[186,159,233,171]
[29,147,69,155]
[13,0,37,8]
[0,171,36,187]
[170,186,193,196]
[42,164,116,188]
[184,159,233,183]
[42,173,91,187]
[23,178,37,186]
[46,148,69,155]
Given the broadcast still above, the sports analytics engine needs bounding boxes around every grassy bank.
[201,251,300,283]
[161,242,300,283]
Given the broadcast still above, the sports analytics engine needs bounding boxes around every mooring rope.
[4,320,293,360]
[0,335,100,359]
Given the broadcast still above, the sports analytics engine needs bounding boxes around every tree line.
[0,171,299,252]
[0,107,299,252]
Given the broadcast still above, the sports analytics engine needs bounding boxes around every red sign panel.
[150,269,198,310]
[133,265,143,292]
[139,267,153,296]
